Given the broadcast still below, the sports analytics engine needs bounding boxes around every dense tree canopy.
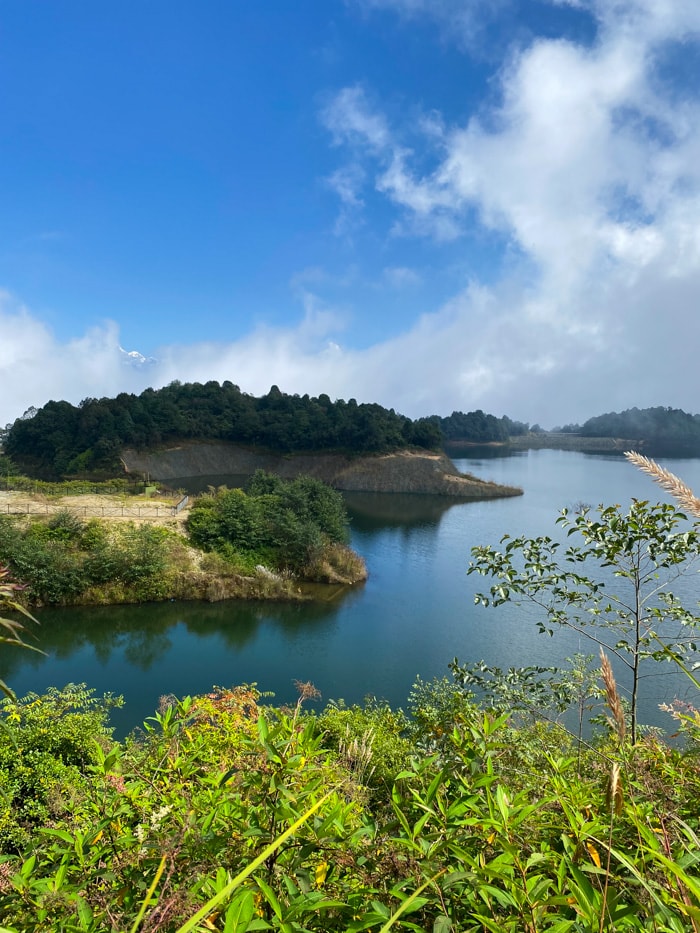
[580,406,700,453]
[5,382,538,479]
[4,382,442,478]
[434,410,529,444]
[186,472,351,576]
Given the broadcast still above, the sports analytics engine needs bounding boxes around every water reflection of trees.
[0,589,358,681]
[344,493,457,529]
[123,629,173,670]
[184,597,352,648]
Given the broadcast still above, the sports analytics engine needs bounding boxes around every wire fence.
[0,500,188,520]
[0,503,179,520]
[172,495,189,514]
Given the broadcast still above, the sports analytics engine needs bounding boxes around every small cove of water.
[3,449,700,736]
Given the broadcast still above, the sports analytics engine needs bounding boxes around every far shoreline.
[445,435,645,455]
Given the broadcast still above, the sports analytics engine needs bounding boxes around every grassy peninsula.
[0,471,366,608]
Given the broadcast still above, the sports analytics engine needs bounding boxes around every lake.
[3,448,700,736]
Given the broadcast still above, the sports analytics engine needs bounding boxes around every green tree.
[186,473,350,575]
[466,499,700,743]
[5,383,440,478]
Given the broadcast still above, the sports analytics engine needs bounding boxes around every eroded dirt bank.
[121,442,522,498]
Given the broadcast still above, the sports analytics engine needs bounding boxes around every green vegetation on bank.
[7,379,700,484]
[0,512,186,606]
[3,383,442,479]
[0,473,365,607]
[0,671,699,932]
[1,390,533,484]
[433,410,529,444]
[0,455,138,496]
[1,459,700,929]
[441,405,700,454]
[547,406,700,454]
[435,405,700,453]
[186,472,364,583]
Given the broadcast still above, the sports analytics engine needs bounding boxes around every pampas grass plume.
[625,451,700,519]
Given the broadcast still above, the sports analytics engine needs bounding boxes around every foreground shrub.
[0,673,699,931]
[303,541,367,584]
[314,697,412,796]
[0,684,121,851]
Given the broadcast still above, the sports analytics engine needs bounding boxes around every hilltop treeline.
[427,406,700,450]
[9,382,700,479]
[434,409,529,443]
[580,406,700,452]
[4,382,442,479]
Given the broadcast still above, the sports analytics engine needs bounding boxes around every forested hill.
[434,410,529,444]
[3,382,442,478]
[9,385,700,480]
[579,406,700,453]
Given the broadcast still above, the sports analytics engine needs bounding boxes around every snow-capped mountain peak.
[119,346,158,367]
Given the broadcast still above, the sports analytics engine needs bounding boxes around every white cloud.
[593,0,700,44]
[297,290,349,338]
[360,0,700,48]
[312,2,700,420]
[4,3,700,431]
[383,265,421,287]
[321,85,390,151]
[321,86,393,234]
[326,164,365,207]
[325,164,367,235]
[331,0,700,287]
[321,89,463,239]
[0,294,153,427]
[2,247,699,434]
[353,0,512,50]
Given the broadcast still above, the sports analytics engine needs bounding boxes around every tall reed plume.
[625,451,700,519]
[600,648,625,816]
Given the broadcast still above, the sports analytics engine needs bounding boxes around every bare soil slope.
[121,442,522,498]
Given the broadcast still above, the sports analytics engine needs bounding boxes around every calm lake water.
[3,448,700,736]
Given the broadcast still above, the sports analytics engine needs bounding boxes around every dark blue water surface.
[3,449,700,735]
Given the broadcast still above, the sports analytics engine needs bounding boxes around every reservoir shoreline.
[121,441,523,498]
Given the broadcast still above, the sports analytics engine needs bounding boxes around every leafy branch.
[0,564,42,699]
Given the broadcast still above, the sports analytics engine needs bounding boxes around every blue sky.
[1,0,700,427]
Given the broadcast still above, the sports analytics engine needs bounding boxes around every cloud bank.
[3,0,700,428]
